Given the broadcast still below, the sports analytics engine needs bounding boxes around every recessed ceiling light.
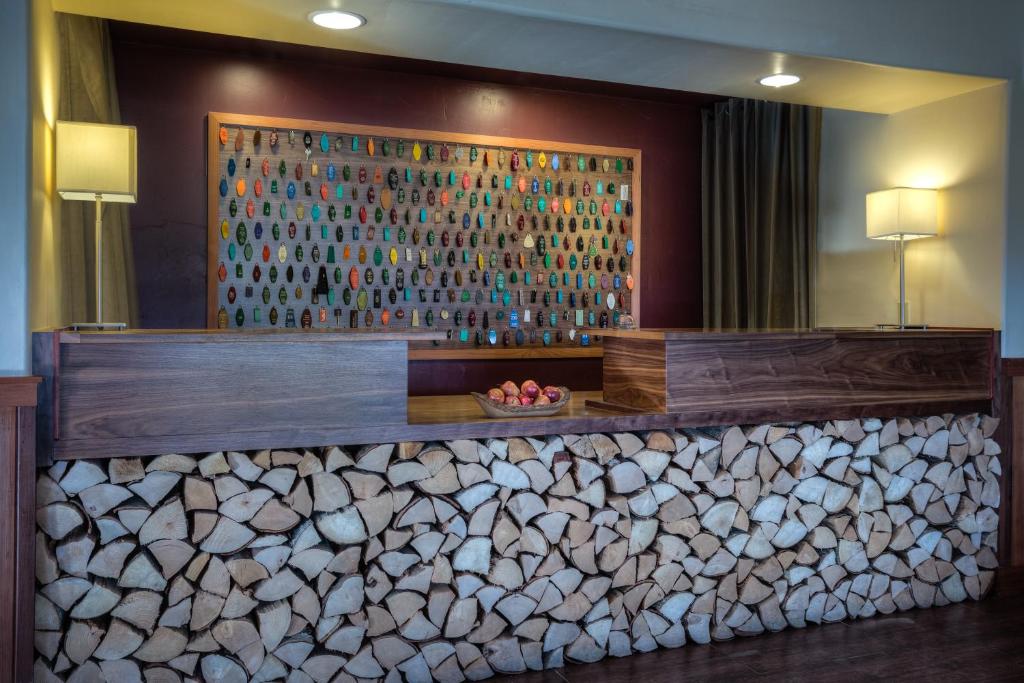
[758,73,800,88]
[308,10,366,30]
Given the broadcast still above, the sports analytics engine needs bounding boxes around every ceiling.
[53,0,1004,114]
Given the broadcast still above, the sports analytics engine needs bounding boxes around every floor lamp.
[56,121,137,330]
[866,188,938,329]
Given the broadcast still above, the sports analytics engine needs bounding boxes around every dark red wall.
[111,23,715,394]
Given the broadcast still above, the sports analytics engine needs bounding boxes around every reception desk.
[30,328,1003,681]
[33,327,996,460]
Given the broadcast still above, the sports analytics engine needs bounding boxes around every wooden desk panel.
[601,328,994,417]
[36,330,436,461]
[59,341,406,439]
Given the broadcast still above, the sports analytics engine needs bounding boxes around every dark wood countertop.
[32,326,998,460]
[0,376,40,408]
[588,327,995,341]
[50,328,448,344]
[405,390,991,442]
[407,390,661,434]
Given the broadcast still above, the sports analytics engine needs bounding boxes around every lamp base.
[70,322,128,331]
[876,323,929,330]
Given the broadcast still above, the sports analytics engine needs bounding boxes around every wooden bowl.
[472,387,571,418]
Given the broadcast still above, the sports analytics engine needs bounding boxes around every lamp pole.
[71,193,125,330]
[898,234,906,328]
[95,193,102,325]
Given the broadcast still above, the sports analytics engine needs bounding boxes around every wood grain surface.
[0,409,16,682]
[982,333,1013,566]
[1003,357,1024,376]
[1012,376,1024,566]
[601,337,666,412]
[0,376,40,407]
[43,390,656,459]
[37,332,411,460]
[602,329,994,415]
[42,388,993,462]
[14,405,35,683]
[591,326,995,342]
[0,378,37,683]
[37,328,998,461]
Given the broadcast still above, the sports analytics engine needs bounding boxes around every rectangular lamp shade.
[865,187,937,240]
[56,121,138,203]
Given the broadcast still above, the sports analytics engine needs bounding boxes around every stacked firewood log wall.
[34,414,1001,681]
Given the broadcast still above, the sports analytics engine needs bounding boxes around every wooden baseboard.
[993,565,1024,595]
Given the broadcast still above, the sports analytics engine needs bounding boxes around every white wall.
[1003,82,1024,354]
[817,84,1007,329]
[435,0,1021,80]
[0,0,30,374]
[30,0,63,335]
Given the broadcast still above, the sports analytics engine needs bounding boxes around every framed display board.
[208,112,641,347]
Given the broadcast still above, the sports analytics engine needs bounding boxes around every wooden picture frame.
[207,112,642,342]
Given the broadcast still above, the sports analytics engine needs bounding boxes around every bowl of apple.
[472,380,571,418]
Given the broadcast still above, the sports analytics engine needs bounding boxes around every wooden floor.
[510,569,1024,683]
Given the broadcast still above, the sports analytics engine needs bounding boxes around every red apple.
[542,386,562,402]
[504,395,522,406]
[520,380,541,398]
[500,380,520,397]
[534,395,551,406]
[519,396,534,406]
[486,388,505,402]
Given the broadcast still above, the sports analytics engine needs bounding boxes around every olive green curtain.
[57,14,138,325]
[701,99,820,329]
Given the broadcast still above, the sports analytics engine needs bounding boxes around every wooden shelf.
[408,346,603,361]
